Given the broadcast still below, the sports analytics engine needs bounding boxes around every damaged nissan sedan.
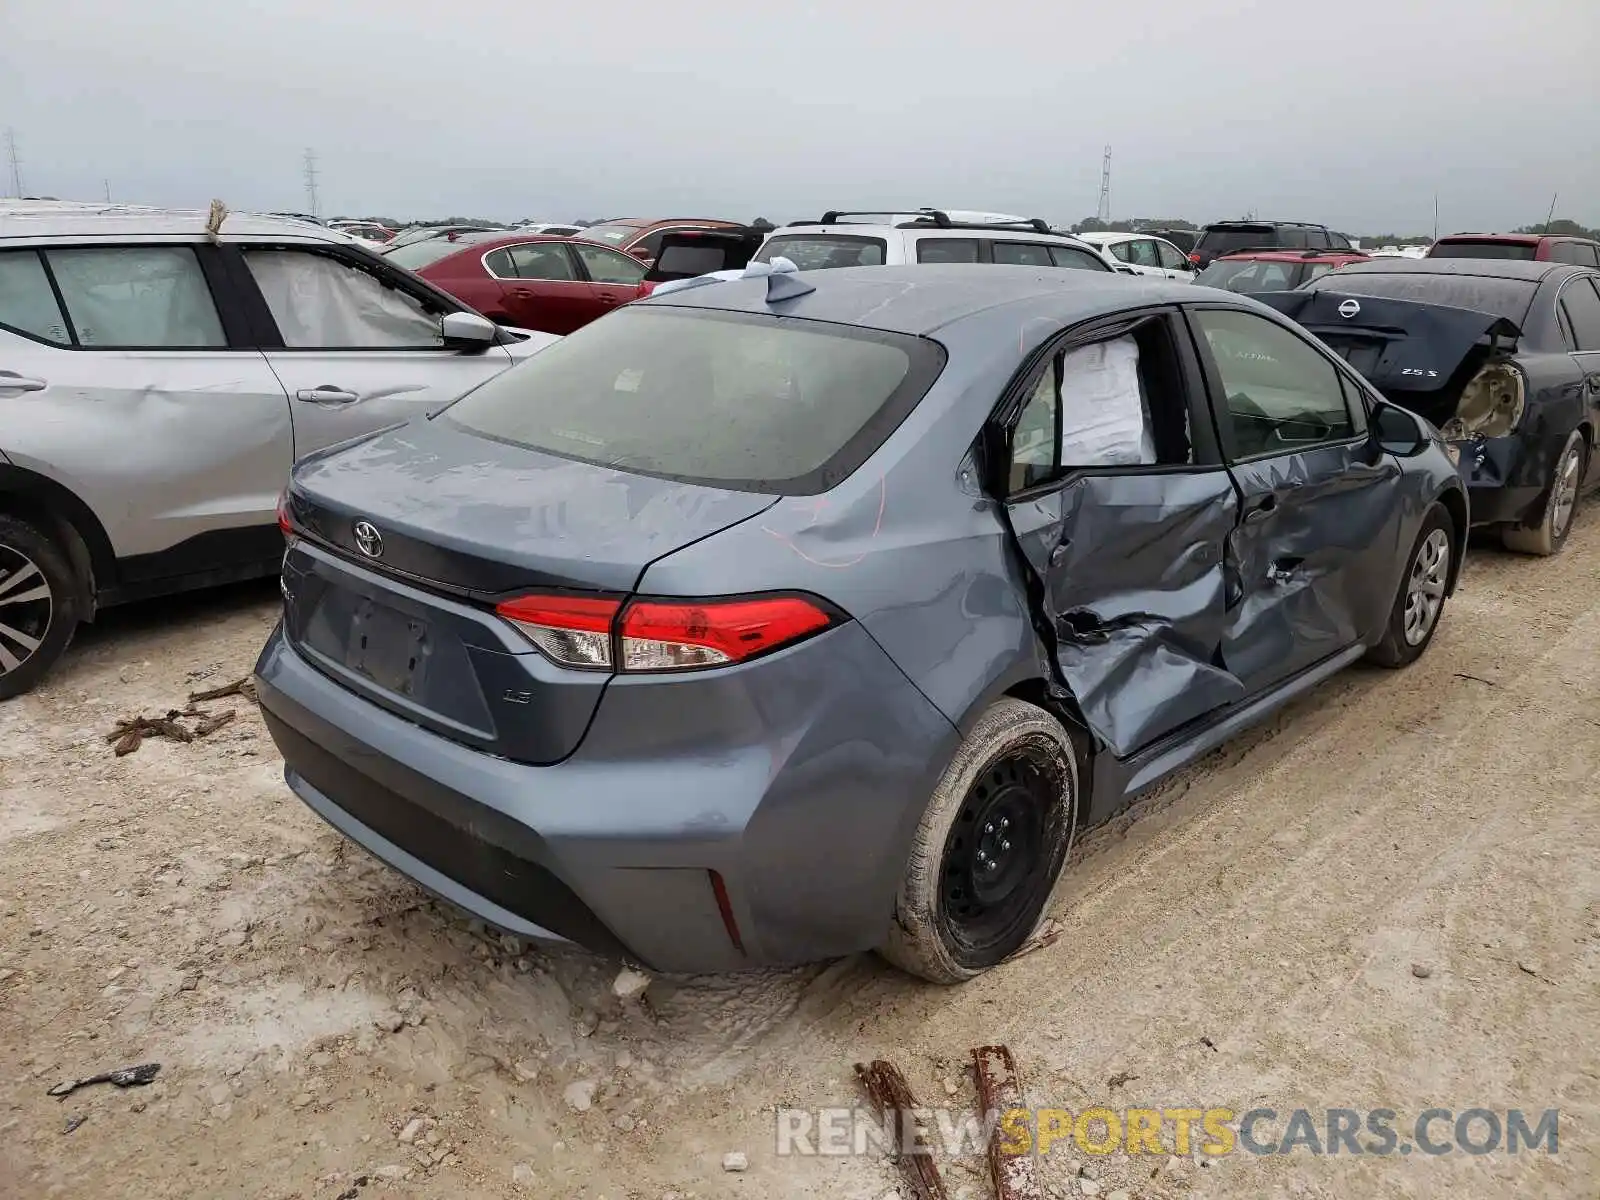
[1259,258,1600,555]
[256,264,1467,984]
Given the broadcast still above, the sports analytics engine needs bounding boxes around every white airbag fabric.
[1058,336,1154,466]
[245,250,442,348]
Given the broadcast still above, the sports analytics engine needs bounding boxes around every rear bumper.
[255,621,959,973]
[1452,435,1547,528]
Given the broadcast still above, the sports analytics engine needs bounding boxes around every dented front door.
[1009,471,1246,757]
[1186,304,1403,693]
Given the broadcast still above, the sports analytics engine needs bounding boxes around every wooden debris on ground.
[972,1044,1044,1200]
[854,1058,949,1200]
[188,676,257,704]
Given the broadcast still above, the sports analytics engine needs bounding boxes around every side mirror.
[1371,400,1430,457]
[440,310,497,350]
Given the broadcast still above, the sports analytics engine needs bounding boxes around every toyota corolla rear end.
[255,299,958,972]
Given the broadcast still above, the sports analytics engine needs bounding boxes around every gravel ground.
[1,520,1596,1200]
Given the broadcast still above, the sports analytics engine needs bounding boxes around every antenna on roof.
[1541,192,1558,235]
[766,271,814,302]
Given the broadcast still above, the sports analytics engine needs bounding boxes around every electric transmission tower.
[1096,145,1112,223]
[5,129,24,198]
[302,148,320,217]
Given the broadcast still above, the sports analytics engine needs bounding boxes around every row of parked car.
[3,197,1599,985]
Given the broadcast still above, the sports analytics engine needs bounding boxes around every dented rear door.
[1001,309,1245,758]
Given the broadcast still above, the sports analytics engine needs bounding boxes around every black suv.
[1190,220,1353,269]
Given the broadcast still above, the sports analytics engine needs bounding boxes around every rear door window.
[1550,242,1593,265]
[0,251,72,344]
[45,246,226,348]
[508,243,579,281]
[1277,227,1309,248]
[1127,239,1161,268]
[992,242,1054,266]
[440,306,945,494]
[916,239,979,264]
[1559,278,1600,350]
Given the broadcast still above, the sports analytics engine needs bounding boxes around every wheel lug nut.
[1000,839,1011,852]
[999,817,1009,830]
[984,822,994,834]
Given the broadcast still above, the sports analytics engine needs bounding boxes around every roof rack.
[1209,219,1330,230]
[1218,245,1361,258]
[804,209,1054,235]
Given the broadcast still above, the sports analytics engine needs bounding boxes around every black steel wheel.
[880,698,1079,983]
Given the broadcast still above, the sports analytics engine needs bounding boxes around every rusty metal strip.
[972,1044,1044,1200]
[853,1059,949,1200]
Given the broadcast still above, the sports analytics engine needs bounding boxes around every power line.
[4,129,23,198]
[302,148,320,217]
[1096,145,1112,223]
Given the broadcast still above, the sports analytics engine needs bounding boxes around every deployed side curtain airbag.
[1058,336,1154,466]
[245,250,442,348]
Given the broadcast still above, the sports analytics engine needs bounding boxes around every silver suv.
[0,201,554,698]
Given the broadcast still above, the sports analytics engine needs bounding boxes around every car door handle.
[1243,495,1277,524]
[295,386,360,406]
[0,372,47,392]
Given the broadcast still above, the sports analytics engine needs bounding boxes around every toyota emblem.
[1338,299,1361,319]
[353,520,383,559]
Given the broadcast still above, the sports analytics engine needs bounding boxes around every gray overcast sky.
[3,0,1597,233]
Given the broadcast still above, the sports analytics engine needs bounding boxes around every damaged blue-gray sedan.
[255,264,1467,983]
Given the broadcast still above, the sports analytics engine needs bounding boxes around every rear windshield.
[1428,240,1538,260]
[385,236,491,270]
[754,234,887,270]
[574,223,639,247]
[1196,258,1300,293]
[440,306,945,494]
[1301,271,1539,325]
[1198,226,1275,255]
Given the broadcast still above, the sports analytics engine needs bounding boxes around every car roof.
[640,263,1196,336]
[1203,219,1328,230]
[1331,258,1579,282]
[430,232,577,255]
[767,224,1098,247]
[0,200,361,242]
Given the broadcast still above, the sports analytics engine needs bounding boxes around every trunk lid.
[281,421,778,762]
[1254,290,1522,426]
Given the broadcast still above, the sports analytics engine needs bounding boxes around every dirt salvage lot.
[2,526,1598,1200]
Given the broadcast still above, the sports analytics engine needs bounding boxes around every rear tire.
[1502,429,1586,556]
[878,697,1078,984]
[0,514,80,701]
[1366,503,1453,668]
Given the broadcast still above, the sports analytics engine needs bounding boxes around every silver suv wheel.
[0,546,52,676]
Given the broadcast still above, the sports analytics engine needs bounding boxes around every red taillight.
[493,592,837,672]
[495,594,620,671]
[276,490,294,536]
[620,596,833,671]
[1188,252,1202,264]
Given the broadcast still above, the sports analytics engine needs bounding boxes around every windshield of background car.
[1428,240,1538,260]
[753,235,888,270]
[440,306,945,494]
[1197,259,1298,292]
[1301,271,1539,324]
[385,235,497,271]
[575,223,639,247]
[1198,226,1274,256]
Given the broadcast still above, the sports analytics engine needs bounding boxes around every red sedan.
[387,231,654,334]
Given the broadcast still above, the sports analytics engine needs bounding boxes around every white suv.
[0,201,555,698]
[1075,231,1197,281]
[752,210,1115,274]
